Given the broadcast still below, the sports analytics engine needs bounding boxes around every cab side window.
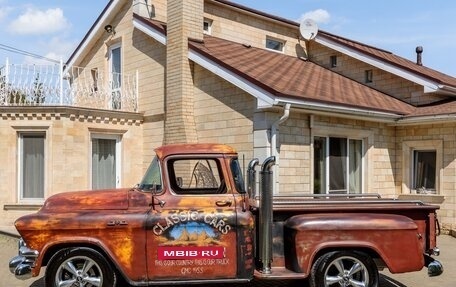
[168,158,226,195]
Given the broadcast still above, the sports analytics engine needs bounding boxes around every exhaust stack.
[259,156,276,274]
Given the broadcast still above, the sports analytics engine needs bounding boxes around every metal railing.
[0,59,138,112]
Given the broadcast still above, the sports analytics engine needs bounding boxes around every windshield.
[139,156,162,191]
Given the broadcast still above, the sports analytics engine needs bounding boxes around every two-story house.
[1,0,455,232]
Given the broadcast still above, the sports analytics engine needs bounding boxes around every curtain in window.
[414,151,436,191]
[349,139,362,193]
[92,138,116,189]
[22,135,44,198]
[329,137,347,193]
[313,137,326,194]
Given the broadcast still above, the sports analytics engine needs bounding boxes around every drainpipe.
[270,103,291,194]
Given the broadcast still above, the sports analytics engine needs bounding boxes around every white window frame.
[402,140,442,195]
[17,130,48,202]
[314,136,364,194]
[265,36,285,53]
[311,126,373,195]
[203,18,213,35]
[90,133,122,189]
[108,42,122,110]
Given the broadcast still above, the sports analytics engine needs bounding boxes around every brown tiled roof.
[213,1,456,88]
[318,32,456,87]
[135,14,456,119]
[406,100,456,118]
[189,36,415,115]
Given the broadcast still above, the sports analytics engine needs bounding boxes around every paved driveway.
[2,234,455,287]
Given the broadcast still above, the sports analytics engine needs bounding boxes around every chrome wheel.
[324,256,369,287]
[55,255,103,287]
[45,248,116,287]
[310,251,378,287]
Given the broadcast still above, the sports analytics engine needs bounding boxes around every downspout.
[270,103,291,194]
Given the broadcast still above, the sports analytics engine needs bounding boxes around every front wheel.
[45,247,116,287]
[310,250,379,287]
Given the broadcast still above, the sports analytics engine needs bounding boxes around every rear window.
[168,158,226,195]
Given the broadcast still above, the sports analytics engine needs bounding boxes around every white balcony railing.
[0,59,138,112]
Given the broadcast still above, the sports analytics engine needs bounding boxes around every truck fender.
[38,236,129,279]
[284,213,424,275]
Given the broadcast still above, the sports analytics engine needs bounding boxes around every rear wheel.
[310,251,379,287]
[45,247,116,287]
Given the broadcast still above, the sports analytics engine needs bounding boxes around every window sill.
[397,194,445,204]
[3,204,43,211]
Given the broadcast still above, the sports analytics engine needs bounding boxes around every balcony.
[0,60,138,112]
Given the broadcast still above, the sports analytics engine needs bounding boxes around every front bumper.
[9,238,39,280]
[425,253,444,277]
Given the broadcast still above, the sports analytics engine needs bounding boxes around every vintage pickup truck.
[10,143,443,287]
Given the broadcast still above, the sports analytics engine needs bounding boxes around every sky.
[1,0,455,76]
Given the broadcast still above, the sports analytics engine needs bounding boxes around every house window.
[203,18,212,34]
[402,140,442,195]
[109,44,122,109]
[91,134,121,189]
[413,150,436,193]
[91,68,98,93]
[365,69,373,83]
[314,136,363,194]
[330,55,338,67]
[19,133,45,200]
[266,37,285,52]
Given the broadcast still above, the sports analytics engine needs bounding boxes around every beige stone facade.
[0,107,142,226]
[1,0,455,232]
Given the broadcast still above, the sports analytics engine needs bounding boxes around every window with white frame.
[109,44,122,110]
[402,140,441,195]
[314,136,363,194]
[413,150,436,193]
[203,18,213,34]
[18,132,45,200]
[266,36,285,52]
[91,134,121,189]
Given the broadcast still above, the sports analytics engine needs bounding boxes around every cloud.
[0,6,12,22]
[298,9,331,24]
[8,7,70,35]
[22,36,77,65]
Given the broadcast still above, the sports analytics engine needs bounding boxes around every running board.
[254,267,308,279]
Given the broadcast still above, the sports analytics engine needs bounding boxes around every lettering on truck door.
[146,156,237,280]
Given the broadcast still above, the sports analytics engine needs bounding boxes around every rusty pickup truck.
[9,143,443,287]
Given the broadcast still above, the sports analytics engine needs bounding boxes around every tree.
[32,74,45,104]
[0,69,26,104]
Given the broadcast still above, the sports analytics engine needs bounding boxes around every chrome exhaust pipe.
[259,156,275,274]
[247,158,259,201]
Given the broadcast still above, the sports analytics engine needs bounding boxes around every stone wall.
[0,107,143,227]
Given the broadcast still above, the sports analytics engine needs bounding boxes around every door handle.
[216,200,232,207]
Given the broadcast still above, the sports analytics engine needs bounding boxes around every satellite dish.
[299,18,318,40]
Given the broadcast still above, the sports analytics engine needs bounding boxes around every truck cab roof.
[154,143,237,159]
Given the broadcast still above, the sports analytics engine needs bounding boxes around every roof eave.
[132,15,166,45]
[65,0,122,70]
[274,98,401,123]
[393,114,456,126]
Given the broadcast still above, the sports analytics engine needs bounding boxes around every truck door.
[146,156,238,281]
